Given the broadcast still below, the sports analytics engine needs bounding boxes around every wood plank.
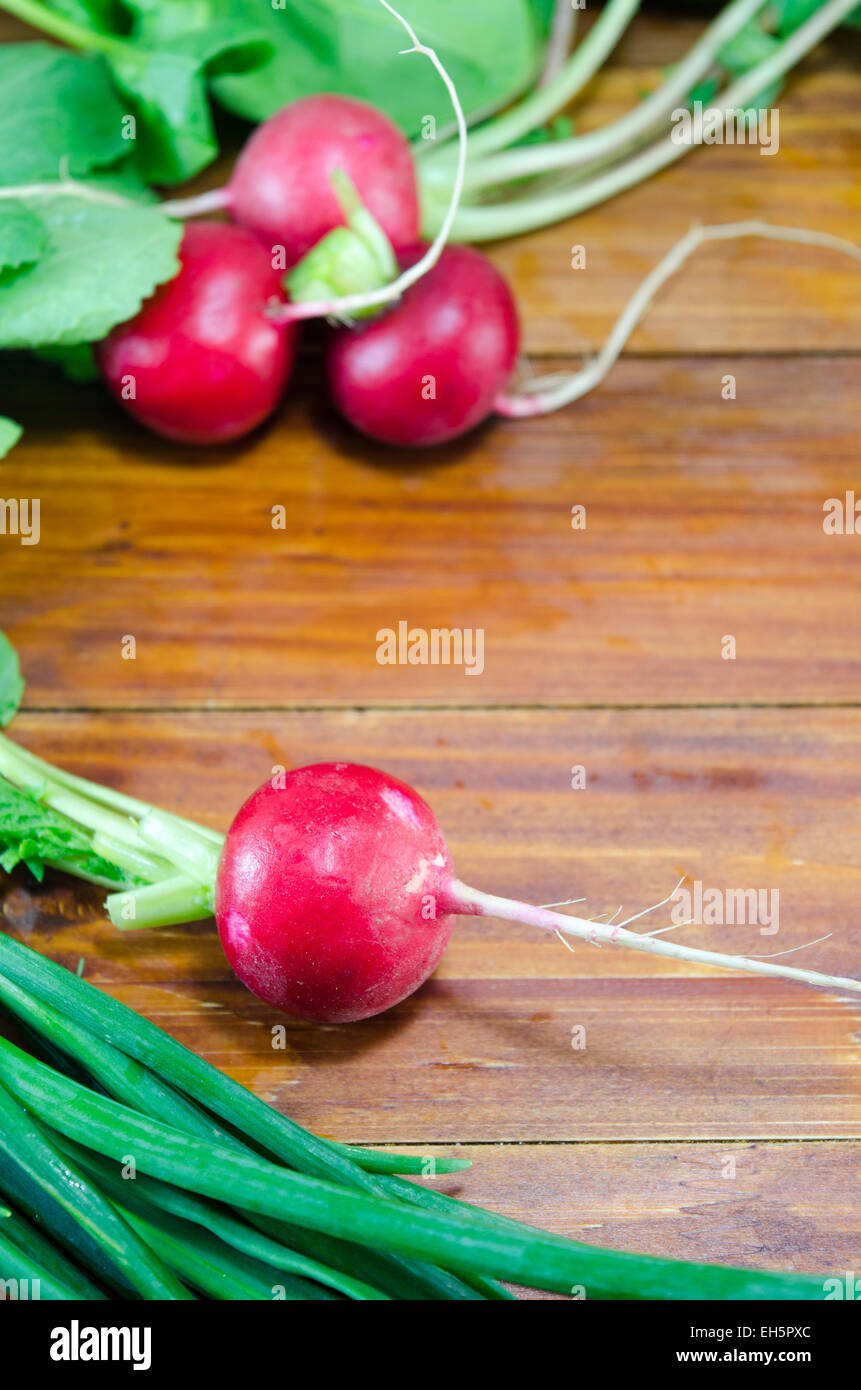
[3,355,860,708]
[386,1140,861,1295]
[3,708,859,1141]
[490,62,861,357]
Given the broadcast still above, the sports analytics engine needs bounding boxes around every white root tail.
[495,221,861,417]
[449,880,861,996]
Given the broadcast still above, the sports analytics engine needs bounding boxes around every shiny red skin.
[97,222,296,444]
[325,244,520,446]
[229,94,420,269]
[215,763,456,1023]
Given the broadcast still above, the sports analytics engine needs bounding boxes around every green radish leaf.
[716,20,784,113]
[0,779,130,885]
[0,203,48,272]
[0,45,131,184]
[43,0,123,25]
[98,2,273,183]
[526,0,559,30]
[0,189,181,349]
[211,0,543,136]
[0,633,25,728]
[774,0,861,31]
[108,24,273,184]
[34,342,100,383]
[0,419,23,461]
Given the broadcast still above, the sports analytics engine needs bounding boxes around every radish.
[325,244,520,446]
[97,222,297,445]
[230,95,419,268]
[1,634,858,1025]
[212,763,861,1022]
[163,95,420,273]
[216,764,455,1023]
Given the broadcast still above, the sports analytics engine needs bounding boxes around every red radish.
[325,244,520,445]
[97,222,296,445]
[214,761,861,1025]
[216,763,455,1023]
[228,95,420,270]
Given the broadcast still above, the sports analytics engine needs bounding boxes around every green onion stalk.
[0,988,840,1299]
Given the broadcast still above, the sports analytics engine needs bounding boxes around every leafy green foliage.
[0,202,47,271]
[0,633,24,727]
[0,189,181,349]
[0,418,22,460]
[0,779,129,883]
[44,0,125,26]
[34,342,100,382]
[106,4,273,183]
[773,0,861,32]
[0,44,129,182]
[210,0,544,136]
[716,19,783,109]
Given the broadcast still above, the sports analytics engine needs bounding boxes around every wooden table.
[2,12,860,1296]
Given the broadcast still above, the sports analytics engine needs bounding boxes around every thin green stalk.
[0,737,146,849]
[0,983,427,1300]
[115,1201,328,1300]
[0,737,224,844]
[334,1146,469,1175]
[90,833,176,884]
[448,0,640,162]
[63,1140,388,1301]
[0,1226,83,1300]
[0,1201,107,1299]
[0,1038,832,1299]
[138,809,222,885]
[0,733,223,893]
[434,0,857,242]
[0,0,128,56]
[0,1077,193,1300]
[107,873,214,929]
[437,0,768,192]
[0,1146,139,1297]
[0,968,463,1183]
[0,935,482,1299]
[0,972,241,1146]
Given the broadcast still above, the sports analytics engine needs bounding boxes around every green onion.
[0,1036,830,1300]
[0,1077,194,1300]
[0,932,483,1300]
[114,1202,323,1301]
[0,1200,107,1299]
[61,1139,390,1301]
[0,1224,84,1301]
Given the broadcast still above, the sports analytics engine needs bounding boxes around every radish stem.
[431,0,769,193]
[536,0,580,90]
[157,187,232,219]
[432,0,858,242]
[446,0,640,163]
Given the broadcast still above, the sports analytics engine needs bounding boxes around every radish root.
[447,878,861,996]
[495,220,861,417]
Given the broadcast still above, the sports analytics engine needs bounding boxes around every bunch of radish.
[98,93,520,448]
[93,0,861,451]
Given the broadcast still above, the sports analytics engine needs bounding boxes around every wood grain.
[3,709,859,1141]
[384,1140,861,1296]
[1,7,859,1284]
[3,355,860,708]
